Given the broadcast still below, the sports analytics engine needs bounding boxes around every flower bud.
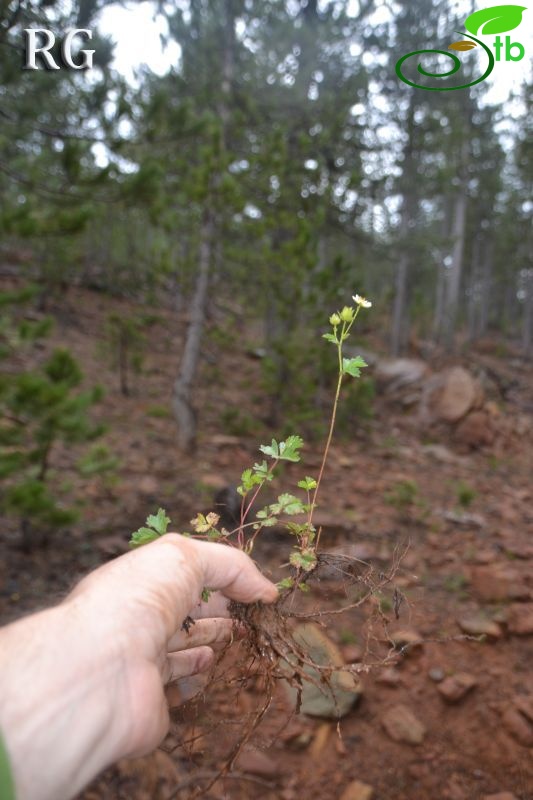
[329,313,341,326]
[340,306,354,323]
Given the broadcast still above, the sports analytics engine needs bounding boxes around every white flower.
[353,294,372,308]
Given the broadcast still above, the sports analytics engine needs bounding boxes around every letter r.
[23,29,60,70]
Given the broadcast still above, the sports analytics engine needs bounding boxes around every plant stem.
[308,308,361,546]
[238,458,279,549]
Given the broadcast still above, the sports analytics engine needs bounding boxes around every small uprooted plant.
[129,294,406,793]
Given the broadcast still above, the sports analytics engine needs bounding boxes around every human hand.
[0,534,278,800]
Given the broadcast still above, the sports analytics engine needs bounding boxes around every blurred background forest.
[1,2,533,799]
[1,0,532,530]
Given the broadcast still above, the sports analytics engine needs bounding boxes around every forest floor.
[1,285,532,800]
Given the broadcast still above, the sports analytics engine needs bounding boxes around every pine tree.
[0,287,103,544]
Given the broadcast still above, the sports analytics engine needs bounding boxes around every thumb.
[192,539,278,604]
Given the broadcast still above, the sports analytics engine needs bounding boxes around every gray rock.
[381,704,426,745]
[437,672,478,704]
[458,613,502,639]
[283,623,362,719]
[426,365,481,423]
[375,358,428,394]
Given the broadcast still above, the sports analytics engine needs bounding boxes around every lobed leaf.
[146,507,171,535]
[277,435,304,462]
[342,355,368,378]
[277,576,295,591]
[129,527,161,547]
[297,476,317,491]
[289,549,318,571]
[259,438,279,459]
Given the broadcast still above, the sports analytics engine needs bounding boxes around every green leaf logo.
[464,5,526,35]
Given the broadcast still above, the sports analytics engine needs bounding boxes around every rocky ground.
[1,286,532,800]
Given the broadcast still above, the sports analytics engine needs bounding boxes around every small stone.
[376,667,402,687]
[428,667,445,683]
[309,722,331,757]
[421,444,464,464]
[457,613,502,639]
[283,623,362,719]
[506,603,533,636]
[137,475,159,496]
[382,704,426,745]
[389,629,423,655]
[482,793,519,800]
[278,721,309,744]
[339,780,374,800]
[454,410,494,448]
[501,707,533,747]
[515,696,533,723]
[437,673,478,704]
[469,565,527,602]
[443,773,468,800]
[236,747,279,778]
[499,536,533,559]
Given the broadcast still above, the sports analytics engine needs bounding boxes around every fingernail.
[262,583,279,603]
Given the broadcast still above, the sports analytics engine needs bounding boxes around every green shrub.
[0,287,103,538]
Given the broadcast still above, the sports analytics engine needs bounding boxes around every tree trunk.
[172,211,213,450]
[442,171,468,349]
[523,269,533,356]
[433,196,452,341]
[172,2,235,449]
[390,97,417,357]
[478,238,493,337]
[467,233,481,341]
[391,250,409,356]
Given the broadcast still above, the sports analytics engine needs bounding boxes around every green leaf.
[289,549,318,572]
[146,507,170,535]
[259,438,279,459]
[253,460,272,480]
[322,333,337,344]
[253,516,278,528]
[342,356,368,378]
[201,587,211,602]
[239,467,262,493]
[278,435,304,462]
[287,522,316,542]
[129,527,160,548]
[278,493,305,514]
[298,582,310,593]
[277,577,295,591]
[267,494,305,516]
[465,4,526,35]
[298,476,317,491]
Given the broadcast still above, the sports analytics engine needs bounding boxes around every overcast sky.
[97,0,531,105]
